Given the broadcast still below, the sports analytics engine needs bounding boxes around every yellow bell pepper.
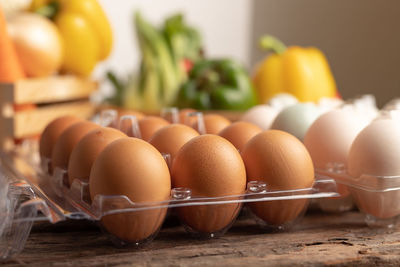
[30,0,113,76]
[253,36,338,103]
[55,13,100,76]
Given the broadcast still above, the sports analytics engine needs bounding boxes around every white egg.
[271,103,322,141]
[304,108,366,170]
[240,105,278,130]
[347,116,400,219]
[304,108,366,203]
[383,98,400,110]
[348,116,400,177]
[353,94,379,121]
[342,95,378,127]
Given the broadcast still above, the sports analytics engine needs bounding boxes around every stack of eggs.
[39,92,400,244]
[39,103,317,244]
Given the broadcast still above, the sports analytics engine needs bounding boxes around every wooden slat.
[8,101,96,138]
[0,76,97,105]
[0,117,14,148]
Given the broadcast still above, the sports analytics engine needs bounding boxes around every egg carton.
[0,144,340,260]
[316,164,400,228]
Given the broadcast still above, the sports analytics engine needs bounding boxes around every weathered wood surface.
[3,210,400,267]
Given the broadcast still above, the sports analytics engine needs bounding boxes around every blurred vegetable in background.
[107,11,256,112]
[107,11,203,112]
[30,0,113,76]
[253,35,339,103]
[177,59,257,110]
[0,0,30,17]
[8,13,63,77]
[0,6,25,82]
[162,13,203,65]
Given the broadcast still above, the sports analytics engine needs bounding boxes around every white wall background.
[92,1,400,106]
[93,0,252,98]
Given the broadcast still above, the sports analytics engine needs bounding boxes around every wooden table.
[3,210,400,266]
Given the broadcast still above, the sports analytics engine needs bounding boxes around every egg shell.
[138,116,170,141]
[318,97,344,111]
[241,130,314,225]
[192,114,231,135]
[240,105,278,130]
[218,121,262,151]
[271,103,321,141]
[383,98,400,110]
[348,119,400,177]
[51,121,99,173]
[39,116,82,160]
[149,124,199,161]
[343,96,378,127]
[90,138,171,242]
[267,93,298,111]
[171,134,246,233]
[67,127,127,186]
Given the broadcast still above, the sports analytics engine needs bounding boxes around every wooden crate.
[0,75,98,148]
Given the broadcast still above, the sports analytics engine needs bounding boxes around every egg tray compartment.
[316,165,400,228]
[311,163,355,213]
[0,155,68,260]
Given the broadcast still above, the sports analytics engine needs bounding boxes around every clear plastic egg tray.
[316,164,400,228]
[313,163,355,213]
[0,141,340,260]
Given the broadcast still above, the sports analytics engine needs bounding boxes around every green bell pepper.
[176,59,257,110]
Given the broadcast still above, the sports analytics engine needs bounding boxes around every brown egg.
[149,124,199,162]
[241,130,314,226]
[203,114,231,134]
[219,121,262,151]
[68,127,127,187]
[179,108,196,124]
[89,138,171,242]
[171,135,246,234]
[51,121,99,174]
[39,116,82,160]
[138,116,170,141]
[190,114,231,134]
